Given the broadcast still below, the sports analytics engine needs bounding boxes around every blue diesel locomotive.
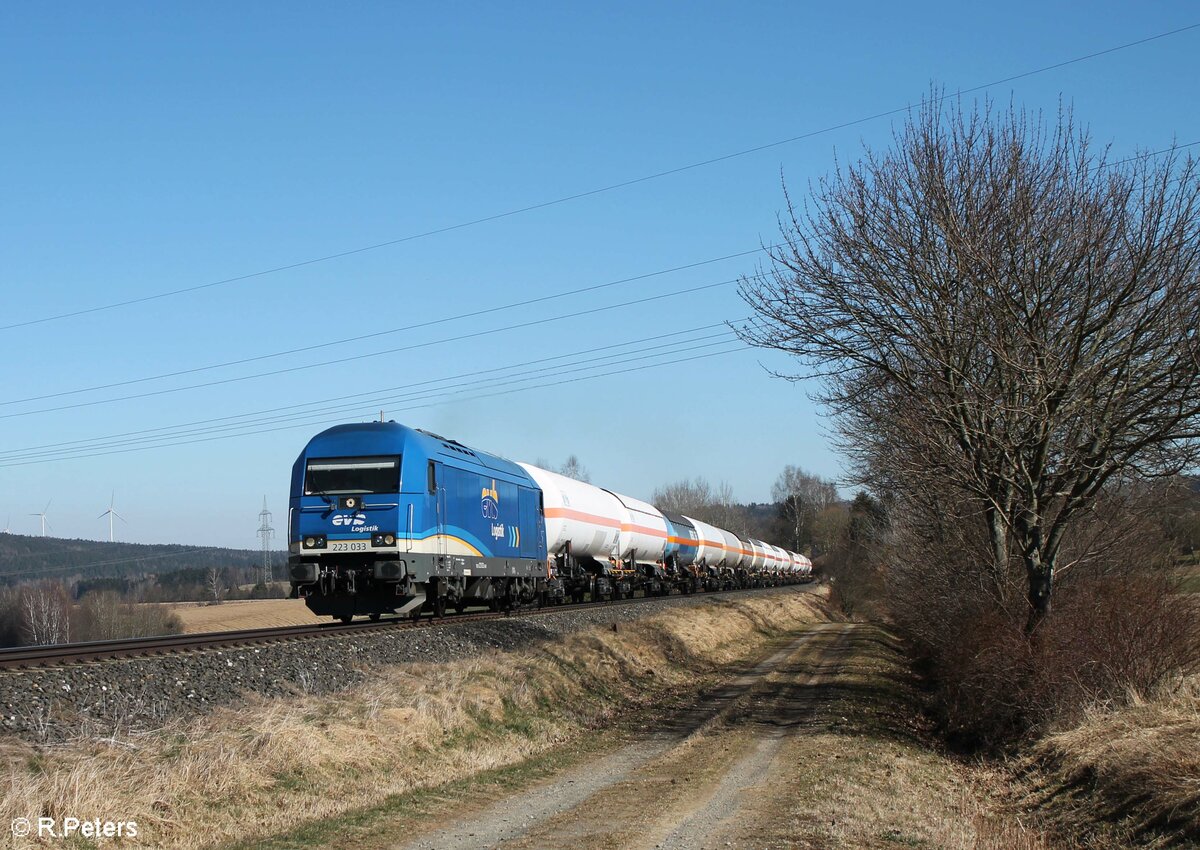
[288,423,547,621]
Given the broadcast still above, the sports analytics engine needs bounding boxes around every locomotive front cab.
[288,426,413,620]
[289,422,548,621]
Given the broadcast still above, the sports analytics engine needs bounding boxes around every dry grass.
[0,591,829,849]
[1015,673,1200,847]
[166,598,325,633]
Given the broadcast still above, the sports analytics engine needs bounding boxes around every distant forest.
[0,534,286,588]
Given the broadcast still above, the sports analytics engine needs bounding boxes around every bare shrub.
[74,591,184,641]
[889,507,1200,746]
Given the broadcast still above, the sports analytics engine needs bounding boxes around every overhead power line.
[1,246,769,407]
[3,23,1196,333]
[0,344,750,469]
[0,325,736,460]
[0,333,745,465]
[0,324,734,457]
[0,277,740,420]
[1101,139,1200,169]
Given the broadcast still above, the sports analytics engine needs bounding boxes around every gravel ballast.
[0,586,813,744]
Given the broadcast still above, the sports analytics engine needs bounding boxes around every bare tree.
[21,581,71,645]
[771,465,838,550]
[810,504,850,557]
[739,97,1200,630]
[652,477,747,533]
[558,455,590,483]
[205,566,225,605]
[652,477,714,516]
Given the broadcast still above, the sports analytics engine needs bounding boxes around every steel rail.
[0,583,811,670]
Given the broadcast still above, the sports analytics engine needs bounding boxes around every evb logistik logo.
[11,816,138,840]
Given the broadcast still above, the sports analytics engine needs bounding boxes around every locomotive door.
[518,487,540,559]
[431,461,447,565]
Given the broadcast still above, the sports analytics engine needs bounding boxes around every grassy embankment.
[1005,565,1200,848]
[1013,570,1200,848]
[10,583,1193,849]
[1015,673,1200,847]
[1,591,828,849]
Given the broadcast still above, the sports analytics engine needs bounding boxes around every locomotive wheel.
[455,599,467,615]
[433,595,447,618]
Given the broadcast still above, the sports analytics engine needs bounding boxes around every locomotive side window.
[304,456,401,495]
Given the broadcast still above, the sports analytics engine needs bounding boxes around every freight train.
[287,422,812,622]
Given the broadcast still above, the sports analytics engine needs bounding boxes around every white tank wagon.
[687,516,727,568]
[518,463,622,557]
[720,529,745,570]
[606,489,675,597]
[607,490,669,566]
[747,539,768,573]
[517,462,628,602]
[772,545,792,578]
[760,544,776,576]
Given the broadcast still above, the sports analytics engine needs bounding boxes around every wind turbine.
[2,515,10,534]
[30,499,52,537]
[98,492,126,543]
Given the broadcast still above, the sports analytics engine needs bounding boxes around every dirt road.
[392,623,859,850]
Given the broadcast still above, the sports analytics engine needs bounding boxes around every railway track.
[0,583,811,671]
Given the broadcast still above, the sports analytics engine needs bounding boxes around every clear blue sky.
[1,2,1197,548]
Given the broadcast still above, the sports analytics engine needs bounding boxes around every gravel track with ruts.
[390,622,854,850]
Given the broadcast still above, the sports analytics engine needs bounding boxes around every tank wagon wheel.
[455,599,467,615]
[339,614,353,624]
[369,613,381,622]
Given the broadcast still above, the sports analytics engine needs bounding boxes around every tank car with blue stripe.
[287,422,548,621]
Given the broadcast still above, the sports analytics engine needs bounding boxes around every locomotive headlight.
[372,532,397,547]
[385,534,395,545]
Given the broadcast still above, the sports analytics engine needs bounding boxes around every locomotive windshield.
[304,456,401,495]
